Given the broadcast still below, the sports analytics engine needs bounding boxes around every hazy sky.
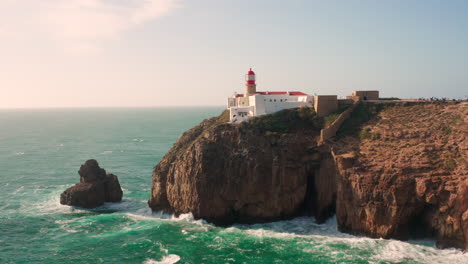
[1,0,467,108]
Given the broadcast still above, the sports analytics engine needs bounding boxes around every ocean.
[0,107,466,264]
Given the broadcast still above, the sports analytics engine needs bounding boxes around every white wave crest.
[232,216,353,240]
[228,216,468,264]
[126,211,195,222]
[125,211,209,232]
[171,213,194,221]
[12,186,25,195]
[33,193,84,215]
[144,254,180,264]
[371,239,468,264]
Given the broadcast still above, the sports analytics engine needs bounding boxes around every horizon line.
[0,105,226,110]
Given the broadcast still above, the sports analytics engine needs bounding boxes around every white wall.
[253,96,266,116]
[227,98,236,108]
[237,97,250,107]
[227,94,314,123]
[258,95,313,114]
[229,106,253,123]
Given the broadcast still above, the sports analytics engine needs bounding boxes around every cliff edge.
[148,102,467,249]
[148,108,333,224]
[332,102,467,249]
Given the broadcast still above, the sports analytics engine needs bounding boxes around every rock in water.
[60,159,123,208]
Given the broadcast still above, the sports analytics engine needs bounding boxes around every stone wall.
[314,95,338,117]
[338,99,354,106]
[319,102,359,144]
[351,90,379,100]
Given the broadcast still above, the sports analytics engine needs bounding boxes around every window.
[280,99,283,102]
[270,99,272,102]
[274,99,276,102]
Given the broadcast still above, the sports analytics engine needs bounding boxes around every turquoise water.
[0,107,466,264]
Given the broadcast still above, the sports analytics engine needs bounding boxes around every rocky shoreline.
[148,102,467,250]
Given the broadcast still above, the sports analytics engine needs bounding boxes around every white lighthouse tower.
[245,68,257,96]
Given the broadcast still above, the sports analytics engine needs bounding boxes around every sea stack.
[60,159,123,208]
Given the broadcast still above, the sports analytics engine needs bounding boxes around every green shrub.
[352,150,363,159]
[370,132,381,140]
[444,158,457,170]
[323,106,348,126]
[337,102,394,137]
[450,115,461,125]
[324,113,341,126]
[359,127,372,140]
[442,126,452,135]
[242,107,323,133]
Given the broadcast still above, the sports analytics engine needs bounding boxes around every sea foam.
[144,254,180,264]
[229,216,468,264]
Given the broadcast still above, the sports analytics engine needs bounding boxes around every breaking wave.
[229,216,468,264]
[144,255,180,264]
[25,190,468,264]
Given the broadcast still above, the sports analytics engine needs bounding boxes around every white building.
[227,68,314,123]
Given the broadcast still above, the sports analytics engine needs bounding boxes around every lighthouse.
[227,68,314,123]
[245,68,256,96]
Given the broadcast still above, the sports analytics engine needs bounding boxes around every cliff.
[332,102,467,250]
[148,108,336,224]
[148,102,467,249]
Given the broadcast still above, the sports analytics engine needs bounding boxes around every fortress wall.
[319,102,359,144]
[338,99,354,106]
[314,95,338,117]
[351,91,379,101]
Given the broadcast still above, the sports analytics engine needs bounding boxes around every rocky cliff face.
[333,102,467,249]
[61,159,123,208]
[148,108,334,225]
[148,102,467,249]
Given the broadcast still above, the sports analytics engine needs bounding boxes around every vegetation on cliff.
[149,107,329,225]
[242,107,323,133]
[149,101,467,249]
[333,102,467,249]
[336,102,396,138]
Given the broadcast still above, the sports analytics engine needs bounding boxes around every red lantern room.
[245,68,256,85]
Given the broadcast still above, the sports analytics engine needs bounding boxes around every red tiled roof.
[289,91,307,95]
[256,91,308,96]
[261,91,287,95]
[235,91,308,97]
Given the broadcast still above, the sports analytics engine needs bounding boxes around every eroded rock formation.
[333,102,467,250]
[61,159,123,208]
[148,108,332,225]
[148,102,467,249]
